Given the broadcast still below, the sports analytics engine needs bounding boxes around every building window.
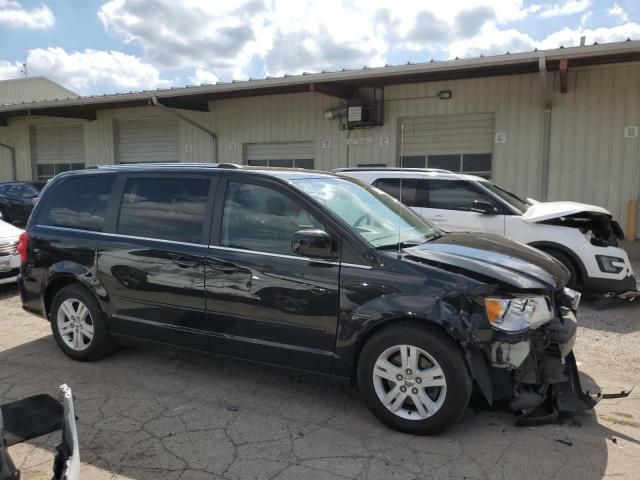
[357,163,387,168]
[427,155,460,171]
[398,154,492,178]
[399,156,426,168]
[36,163,85,181]
[247,159,314,169]
[462,154,492,176]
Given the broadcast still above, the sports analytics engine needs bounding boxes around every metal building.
[1,41,640,237]
[0,77,78,183]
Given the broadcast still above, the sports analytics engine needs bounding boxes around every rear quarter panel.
[20,226,103,318]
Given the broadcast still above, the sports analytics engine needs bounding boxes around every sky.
[0,0,639,96]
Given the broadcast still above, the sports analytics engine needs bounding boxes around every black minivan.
[19,164,596,434]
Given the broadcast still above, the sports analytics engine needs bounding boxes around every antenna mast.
[397,123,405,259]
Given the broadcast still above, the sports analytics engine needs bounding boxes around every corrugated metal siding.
[116,117,178,163]
[0,64,637,233]
[245,142,314,161]
[84,118,114,167]
[399,113,494,156]
[547,63,640,233]
[177,110,214,163]
[0,77,77,105]
[209,75,543,199]
[210,92,343,171]
[33,125,84,164]
[0,128,13,182]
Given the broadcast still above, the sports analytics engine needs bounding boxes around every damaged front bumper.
[469,302,632,426]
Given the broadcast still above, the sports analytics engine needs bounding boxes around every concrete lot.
[1,243,640,479]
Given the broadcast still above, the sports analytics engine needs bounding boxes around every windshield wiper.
[375,233,443,250]
[376,240,425,250]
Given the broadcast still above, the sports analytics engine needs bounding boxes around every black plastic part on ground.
[0,394,63,447]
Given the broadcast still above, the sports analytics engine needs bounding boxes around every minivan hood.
[404,232,569,290]
[521,201,610,223]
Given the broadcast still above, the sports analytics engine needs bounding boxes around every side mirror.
[291,229,334,259]
[470,200,500,215]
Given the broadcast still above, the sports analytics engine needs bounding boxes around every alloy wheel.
[372,344,447,420]
[56,298,95,351]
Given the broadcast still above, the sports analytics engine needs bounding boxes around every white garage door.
[245,142,314,169]
[398,113,495,177]
[116,118,179,164]
[33,125,85,180]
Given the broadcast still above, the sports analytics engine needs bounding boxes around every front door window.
[221,182,323,255]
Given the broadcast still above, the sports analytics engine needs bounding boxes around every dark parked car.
[0,182,40,225]
[18,164,601,434]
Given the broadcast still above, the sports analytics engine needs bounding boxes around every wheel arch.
[351,316,467,384]
[43,273,100,320]
[528,241,586,287]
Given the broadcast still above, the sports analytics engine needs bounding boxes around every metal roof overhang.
[1,41,640,124]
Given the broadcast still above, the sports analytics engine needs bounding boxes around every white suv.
[335,168,636,294]
[0,219,22,285]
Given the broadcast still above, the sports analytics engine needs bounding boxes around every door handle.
[218,267,240,274]
[171,257,198,268]
[210,262,241,274]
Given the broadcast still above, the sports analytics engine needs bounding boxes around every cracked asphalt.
[1,242,640,479]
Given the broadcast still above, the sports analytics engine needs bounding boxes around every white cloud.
[539,0,590,18]
[580,11,592,27]
[448,22,640,59]
[538,22,640,49]
[0,0,54,29]
[189,68,219,85]
[609,2,629,23]
[1,1,637,96]
[0,59,23,79]
[0,48,172,94]
[97,0,532,79]
[449,28,537,58]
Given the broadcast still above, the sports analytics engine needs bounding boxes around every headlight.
[562,287,581,310]
[596,255,625,274]
[484,296,554,333]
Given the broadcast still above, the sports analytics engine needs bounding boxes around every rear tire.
[357,323,472,435]
[544,250,579,290]
[50,284,114,361]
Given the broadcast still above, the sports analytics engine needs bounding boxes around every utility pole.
[20,60,27,78]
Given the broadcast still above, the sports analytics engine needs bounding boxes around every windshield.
[478,181,529,213]
[291,176,441,248]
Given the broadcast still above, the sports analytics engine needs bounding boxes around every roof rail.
[93,162,242,169]
[332,167,454,174]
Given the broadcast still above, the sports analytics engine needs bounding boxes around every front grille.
[0,242,18,257]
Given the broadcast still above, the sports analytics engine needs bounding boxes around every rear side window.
[117,177,210,244]
[38,175,115,232]
[7,185,21,198]
[372,178,428,208]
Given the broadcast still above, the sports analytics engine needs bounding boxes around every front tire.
[544,250,579,290]
[357,323,472,435]
[50,284,114,361]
